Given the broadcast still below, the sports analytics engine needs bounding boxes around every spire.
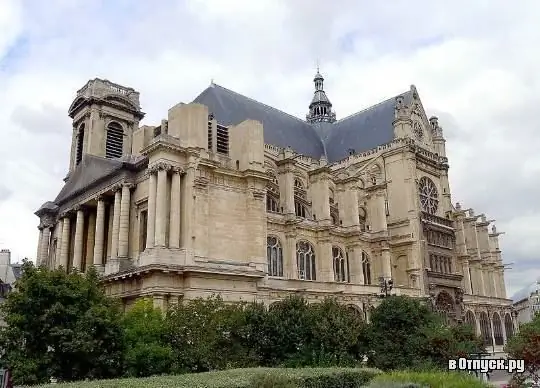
[306,67,336,123]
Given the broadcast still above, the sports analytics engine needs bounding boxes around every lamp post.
[379,277,393,298]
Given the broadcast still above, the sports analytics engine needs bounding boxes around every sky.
[0,0,539,298]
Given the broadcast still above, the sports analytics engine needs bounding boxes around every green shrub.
[364,382,427,388]
[20,367,381,388]
[371,370,491,388]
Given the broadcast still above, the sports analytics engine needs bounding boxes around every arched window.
[479,311,493,347]
[504,313,514,341]
[464,310,477,333]
[76,123,85,165]
[266,173,280,213]
[434,291,455,324]
[105,122,124,159]
[492,312,504,345]
[294,178,310,218]
[362,251,372,285]
[296,241,316,280]
[267,236,283,277]
[333,246,349,282]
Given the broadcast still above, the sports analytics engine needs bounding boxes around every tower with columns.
[34,72,516,354]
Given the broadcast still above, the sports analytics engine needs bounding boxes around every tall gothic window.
[362,251,372,285]
[267,236,283,277]
[479,311,493,347]
[296,241,316,280]
[333,246,349,282]
[464,310,477,333]
[492,313,504,345]
[105,122,124,159]
[76,123,85,165]
[207,118,213,151]
[266,173,280,213]
[294,178,310,218]
[504,313,514,341]
[419,176,439,214]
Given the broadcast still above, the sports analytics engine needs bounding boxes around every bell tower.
[306,68,336,123]
[66,78,145,173]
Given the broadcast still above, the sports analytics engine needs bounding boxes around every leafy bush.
[20,367,381,388]
[505,312,540,385]
[363,383,427,388]
[370,370,491,388]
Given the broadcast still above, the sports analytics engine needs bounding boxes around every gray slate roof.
[193,83,411,163]
[54,155,124,204]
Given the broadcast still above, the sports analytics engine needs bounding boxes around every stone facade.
[34,75,517,354]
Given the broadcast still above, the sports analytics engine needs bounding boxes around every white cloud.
[0,0,539,297]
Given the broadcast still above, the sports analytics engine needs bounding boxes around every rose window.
[419,177,438,214]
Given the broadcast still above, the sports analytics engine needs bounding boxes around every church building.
[34,70,516,353]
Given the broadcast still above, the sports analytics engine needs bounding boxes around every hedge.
[368,370,492,388]
[21,367,381,388]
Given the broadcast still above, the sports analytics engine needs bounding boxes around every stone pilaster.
[381,245,392,279]
[169,167,182,249]
[318,239,333,282]
[347,245,363,284]
[146,167,157,249]
[181,164,195,248]
[72,207,85,270]
[118,183,133,258]
[371,192,388,232]
[308,167,331,222]
[59,215,71,269]
[462,259,472,294]
[41,224,53,267]
[155,163,170,247]
[498,269,507,299]
[110,186,122,260]
[342,185,360,227]
[93,197,106,268]
[277,160,295,215]
[285,232,297,279]
[85,211,96,271]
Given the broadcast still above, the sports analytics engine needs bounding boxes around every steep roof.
[512,281,540,303]
[194,84,326,159]
[193,83,410,163]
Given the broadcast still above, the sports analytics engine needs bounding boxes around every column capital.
[38,225,44,231]
[171,165,184,174]
[111,183,123,193]
[122,182,136,190]
[59,210,74,219]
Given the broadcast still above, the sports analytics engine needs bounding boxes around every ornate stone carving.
[122,182,136,190]
[156,161,172,171]
[111,183,123,193]
[171,166,184,174]
[96,194,106,202]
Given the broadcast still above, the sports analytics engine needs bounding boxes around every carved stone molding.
[122,182,136,190]
[156,161,172,171]
[96,194,106,202]
[111,183,123,193]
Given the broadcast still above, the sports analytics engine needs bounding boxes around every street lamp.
[379,277,393,298]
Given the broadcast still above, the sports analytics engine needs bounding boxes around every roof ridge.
[210,83,310,126]
[336,91,409,123]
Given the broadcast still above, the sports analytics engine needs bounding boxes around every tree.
[122,298,173,377]
[506,312,540,386]
[0,261,124,385]
[364,296,484,371]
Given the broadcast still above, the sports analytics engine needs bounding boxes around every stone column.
[39,224,52,267]
[72,207,85,270]
[372,192,388,232]
[182,164,195,248]
[93,197,106,268]
[59,215,71,269]
[381,246,392,279]
[169,167,182,249]
[36,227,44,264]
[55,219,64,269]
[146,167,157,249]
[85,211,96,270]
[110,186,122,260]
[155,163,170,247]
[118,183,132,258]
[498,270,507,299]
